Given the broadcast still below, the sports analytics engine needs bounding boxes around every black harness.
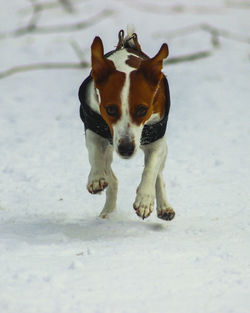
[78,52,171,145]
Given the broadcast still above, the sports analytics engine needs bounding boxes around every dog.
[78,30,175,221]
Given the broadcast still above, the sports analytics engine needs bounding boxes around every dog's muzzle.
[117,139,135,158]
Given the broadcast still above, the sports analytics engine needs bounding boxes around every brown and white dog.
[79,30,175,221]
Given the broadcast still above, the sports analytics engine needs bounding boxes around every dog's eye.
[135,106,148,118]
[105,105,119,117]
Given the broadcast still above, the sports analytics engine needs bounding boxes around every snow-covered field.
[0,0,250,312]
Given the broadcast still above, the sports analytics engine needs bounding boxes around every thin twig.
[70,40,86,62]
[31,9,113,34]
[124,1,224,14]
[201,24,250,44]
[0,62,88,79]
[21,1,59,14]
[155,23,250,46]
[155,24,203,40]
[225,0,250,9]
[165,51,212,65]
[0,42,214,80]
[0,50,214,80]
[59,0,75,13]
[0,9,113,39]
[26,0,41,32]
[20,0,81,14]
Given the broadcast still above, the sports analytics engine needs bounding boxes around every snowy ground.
[0,0,250,312]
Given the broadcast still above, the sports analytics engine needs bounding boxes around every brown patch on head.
[129,71,155,125]
[91,36,126,134]
[126,47,149,59]
[126,55,142,69]
[137,43,168,85]
[97,71,126,134]
[129,43,169,125]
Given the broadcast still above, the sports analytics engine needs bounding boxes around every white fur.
[85,129,118,218]
[107,49,132,72]
[87,80,100,114]
[111,54,142,155]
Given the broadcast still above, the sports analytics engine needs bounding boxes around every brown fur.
[97,71,126,134]
[129,44,168,125]
[91,36,126,134]
[125,55,142,69]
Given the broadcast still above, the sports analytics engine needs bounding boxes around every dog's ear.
[138,43,169,85]
[91,36,116,85]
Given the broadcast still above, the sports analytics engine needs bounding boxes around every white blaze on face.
[107,50,144,157]
[112,74,143,156]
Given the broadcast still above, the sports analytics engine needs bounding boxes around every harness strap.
[116,30,142,51]
[79,75,113,144]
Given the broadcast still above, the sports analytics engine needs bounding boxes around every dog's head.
[91,36,168,158]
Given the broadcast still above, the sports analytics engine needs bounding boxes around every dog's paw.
[133,193,154,219]
[87,177,108,194]
[157,206,175,221]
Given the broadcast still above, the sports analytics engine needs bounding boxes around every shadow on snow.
[0,215,168,245]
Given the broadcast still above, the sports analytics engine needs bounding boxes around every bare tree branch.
[24,0,41,32]
[155,24,199,40]
[59,0,75,13]
[122,1,225,15]
[201,24,250,45]
[32,9,113,34]
[20,0,82,15]
[225,0,250,9]
[0,62,88,79]
[165,51,212,65]
[70,40,87,63]
[155,23,250,46]
[0,9,113,39]
[0,50,214,80]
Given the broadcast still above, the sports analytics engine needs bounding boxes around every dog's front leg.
[134,136,167,219]
[86,130,109,194]
[156,172,175,221]
[85,130,118,218]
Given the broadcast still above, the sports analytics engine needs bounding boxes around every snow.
[0,0,250,312]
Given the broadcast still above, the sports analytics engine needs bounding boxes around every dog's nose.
[118,140,135,157]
